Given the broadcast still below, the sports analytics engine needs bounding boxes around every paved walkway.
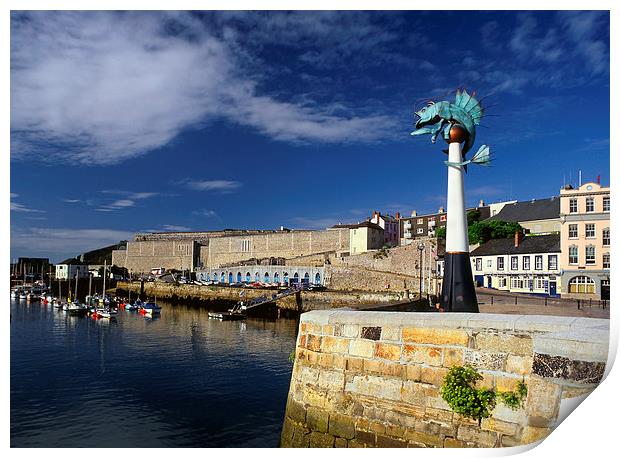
[476,288,610,319]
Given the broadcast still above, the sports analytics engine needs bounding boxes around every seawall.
[115,281,408,312]
[280,310,609,448]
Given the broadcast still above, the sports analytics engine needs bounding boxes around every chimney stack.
[514,230,524,248]
[478,199,485,207]
[395,212,401,219]
[438,206,445,213]
[411,210,417,217]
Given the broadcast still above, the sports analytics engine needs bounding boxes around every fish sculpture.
[411,89,491,170]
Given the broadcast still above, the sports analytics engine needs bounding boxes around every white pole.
[445,142,469,253]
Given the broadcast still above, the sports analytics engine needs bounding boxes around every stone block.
[426,395,452,411]
[444,437,469,448]
[349,339,375,358]
[520,425,551,444]
[334,437,348,448]
[405,364,421,381]
[361,326,382,340]
[381,325,401,341]
[309,431,335,448]
[328,413,355,439]
[287,398,307,424]
[375,342,402,361]
[342,324,359,338]
[318,370,345,391]
[300,366,320,386]
[376,435,408,448]
[404,430,443,447]
[321,336,350,354]
[355,429,376,446]
[401,380,436,406]
[420,366,448,387]
[457,425,499,447]
[363,359,384,375]
[442,348,464,368]
[290,424,311,447]
[500,434,520,447]
[322,324,335,336]
[476,333,533,356]
[495,375,522,392]
[426,407,454,423]
[332,354,346,370]
[506,355,533,375]
[532,353,605,384]
[307,350,319,366]
[306,406,329,433]
[414,418,454,437]
[280,417,295,447]
[480,418,518,436]
[303,387,327,408]
[492,404,527,424]
[299,334,307,349]
[402,327,469,346]
[346,357,363,372]
[525,377,561,421]
[307,334,322,352]
[464,349,506,371]
[385,423,407,439]
[346,374,402,401]
[348,439,367,448]
[402,344,442,366]
[382,362,404,378]
[332,324,343,337]
[317,353,333,368]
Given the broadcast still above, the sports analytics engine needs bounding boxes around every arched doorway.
[264,272,270,283]
[220,272,225,283]
[206,273,211,282]
[228,272,234,284]
[568,276,595,294]
[315,272,321,284]
[246,272,251,283]
[274,272,280,284]
[303,272,310,285]
[237,272,242,283]
[283,272,289,285]
[293,272,299,284]
[255,272,260,282]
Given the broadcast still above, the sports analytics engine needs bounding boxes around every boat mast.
[75,271,79,302]
[88,273,92,302]
[102,259,107,299]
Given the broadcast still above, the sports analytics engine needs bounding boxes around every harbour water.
[10,299,298,447]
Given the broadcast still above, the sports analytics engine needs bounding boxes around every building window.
[497,257,504,270]
[585,197,595,212]
[535,278,546,290]
[511,256,518,270]
[241,239,251,252]
[603,253,610,269]
[418,218,424,224]
[603,196,610,212]
[475,258,482,271]
[568,224,578,239]
[535,255,543,270]
[603,228,610,246]
[498,277,506,287]
[440,215,447,222]
[523,256,530,270]
[486,259,492,268]
[417,228,424,234]
[569,246,578,265]
[585,223,595,239]
[569,198,578,213]
[568,276,595,294]
[585,245,596,264]
[548,255,558,270]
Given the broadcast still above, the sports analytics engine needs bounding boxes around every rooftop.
[470,233,560,256]
[485,197,559,223]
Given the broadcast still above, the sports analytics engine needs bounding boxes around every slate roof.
[331,222,384,230]
[470,234,560,256]
[486,198,559,222]
[57,257,84,265]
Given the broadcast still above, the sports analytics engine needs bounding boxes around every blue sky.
[10,11,610,262]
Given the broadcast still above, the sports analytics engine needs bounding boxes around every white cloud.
[62,198,81,203]
[10,227,133,263]
[10,193,45,213]
[11,12,396,165]
[193,209,218,217]
[161,225,191,231]
[179,179,242,192]
[96,199,135,212]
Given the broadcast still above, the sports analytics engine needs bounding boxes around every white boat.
[139,301,161,315]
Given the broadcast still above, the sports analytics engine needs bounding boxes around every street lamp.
[417,242,425,300]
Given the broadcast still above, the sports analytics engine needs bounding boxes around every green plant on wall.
[441,365,527,425]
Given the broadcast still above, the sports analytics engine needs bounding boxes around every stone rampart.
[281,310,608,448]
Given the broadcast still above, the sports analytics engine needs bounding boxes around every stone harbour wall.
[281,310,609,448]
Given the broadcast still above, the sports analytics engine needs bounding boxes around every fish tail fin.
[470,145,491,166]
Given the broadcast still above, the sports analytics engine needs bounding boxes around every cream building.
[559,182,610,299]
[337,222,384,254]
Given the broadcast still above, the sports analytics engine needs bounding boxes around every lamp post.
[417,242,425,300]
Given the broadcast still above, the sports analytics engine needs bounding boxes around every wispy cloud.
[10,227,133,263]
[192,209,218,218]
[62,198,81,203]
[179,179,242,192]
[10,193,45,213]
[95,189,158,211]
[96,199,135,212]
[11,12,397,165]
[161,225,191,231]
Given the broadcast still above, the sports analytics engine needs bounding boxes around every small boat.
[19,293,27,300]
[66,302,88,315]
[124,302,139,311]
[139,302,161,315]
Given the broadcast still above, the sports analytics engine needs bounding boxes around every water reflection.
[11,299,297,447]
